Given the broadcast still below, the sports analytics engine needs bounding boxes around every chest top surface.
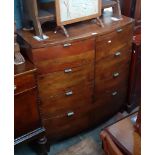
[17,15,134,49]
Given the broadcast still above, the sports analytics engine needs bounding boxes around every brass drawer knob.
[14,85,17,90]
[115,51,121,56]
[67,112,74,117]
[113,72,120,78]
[65,90,73,96]
[112,91,118,96]
[117,28,123,33]
[63,43,72,47]
[64,68,72,73]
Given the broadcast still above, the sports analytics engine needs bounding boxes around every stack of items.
[14,22,25,65]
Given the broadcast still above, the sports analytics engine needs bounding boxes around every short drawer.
[95,57,130,82]
[38,63,94,97]
[91,87,127,124]
[32,38,95,74]
[39,83,93,119]
[95,59,130,93]
[42,106,91,141]
[95,81,128,101]
[96,24,133,55]
[14,73,36,94]
[95,86,127,111]
[96,43,132,62]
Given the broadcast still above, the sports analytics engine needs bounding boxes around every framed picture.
[55,0,102,26]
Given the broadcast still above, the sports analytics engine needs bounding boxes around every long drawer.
[33,38,95,75]
[42,106,92,141]
[38,63,94,97]
[40,83,93,119]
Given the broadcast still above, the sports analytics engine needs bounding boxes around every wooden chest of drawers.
[14,60,46,147]
[18,15,134,142]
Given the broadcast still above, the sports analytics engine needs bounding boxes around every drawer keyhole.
[108,40,112,44]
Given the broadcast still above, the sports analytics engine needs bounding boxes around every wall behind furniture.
[14,0,23,29]
[14,0,54,29]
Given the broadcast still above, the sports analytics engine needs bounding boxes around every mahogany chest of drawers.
[14,60,46,147]
[18,15,134,142]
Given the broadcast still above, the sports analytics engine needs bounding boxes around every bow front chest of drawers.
[18,15,134,142]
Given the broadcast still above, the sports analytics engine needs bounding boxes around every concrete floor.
[15,109,137,155]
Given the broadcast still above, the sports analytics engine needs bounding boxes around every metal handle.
[108,40,112,44]
[113,72,120,78]
[14,85,17,90]
[64,68,72,73]
[65,90,73,96]
[67,112,74,117]
[115,51,121,56]
[117,28,123,33]
[112,91,118,96]
[63,43,72,47]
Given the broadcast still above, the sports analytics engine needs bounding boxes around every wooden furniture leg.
[113,0,122,19]
[96,17,104,28]
[61,26,69,38]
[23,0,44,39]
[37,136,50,155]
[33,18,44,39]
[101,131,123,155]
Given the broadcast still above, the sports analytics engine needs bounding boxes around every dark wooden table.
[100,112,141,155]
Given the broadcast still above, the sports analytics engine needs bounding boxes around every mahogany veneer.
[14,60,49,155]
[18,15,134,142]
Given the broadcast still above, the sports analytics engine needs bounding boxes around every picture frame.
[55,0,102,26]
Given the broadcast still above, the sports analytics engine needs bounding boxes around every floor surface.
[15,108,138,155]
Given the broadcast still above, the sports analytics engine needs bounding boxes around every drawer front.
[94,87,127,119]
[14,88,40,138]
[40,83,93,119]
[96,24,132,59]
[91,87,127,125]
[42,107,91,141]
[95,82,128,102]
[96,43,131,62]
[33,38,95,74]
[95,60,130,93]
[38,63,94,97]
[14,73,36,94]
